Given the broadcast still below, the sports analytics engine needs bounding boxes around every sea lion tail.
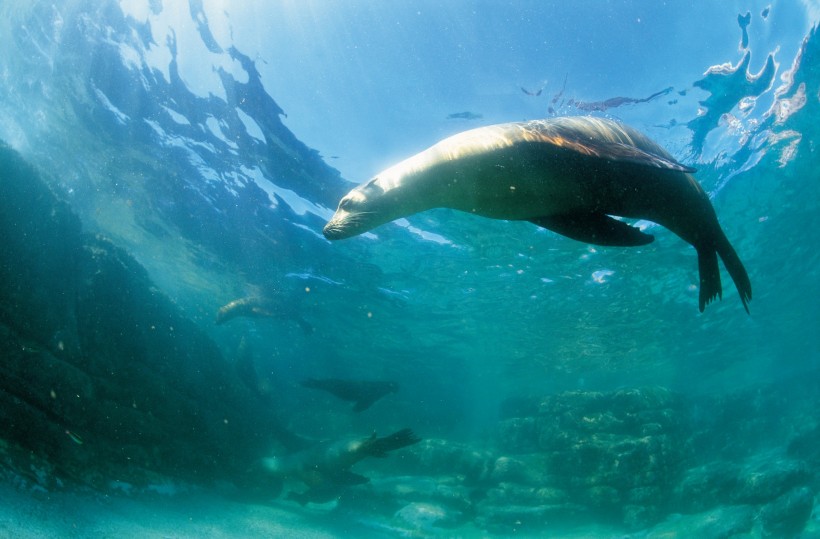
[696,234,752,314]
[363,428,421,458]
[716,234,752,314]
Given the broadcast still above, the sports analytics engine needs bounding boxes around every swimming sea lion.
[323,116,752,312]
[264,428,421,505]
[300,378,399,412]
[216,295,314,333]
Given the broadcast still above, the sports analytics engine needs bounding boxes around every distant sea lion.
[300,378,399,412]
[323,116,751,312]
[216,296,314,333]
[264,428,421,505]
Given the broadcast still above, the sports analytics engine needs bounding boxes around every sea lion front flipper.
[352,396,378,413]
[529,214,655,247]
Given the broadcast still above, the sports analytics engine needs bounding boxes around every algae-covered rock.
[672,461,742,512]
[488,454,553,486]
[474,501,589,535]
[0,143,288,489]
[647,505,756,539]
[538,387,689,527]
[396,438,493,482]
[731,456,811,504]
[758,486,814,537]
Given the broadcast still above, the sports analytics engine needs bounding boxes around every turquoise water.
[1,1,819,537]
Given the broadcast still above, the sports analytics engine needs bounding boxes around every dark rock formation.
[537,387,689,528]
[0,142,287,492]
[758,486,814,537]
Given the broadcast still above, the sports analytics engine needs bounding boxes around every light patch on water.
[241,165,334,220]
[289,221,326,240]
[93,87,130,125]
[113,40,143,73]
[285,273,343,286]
[236,107,265,142]
[394,218,455,246]
[163,106,190,125]
[205,115,238,150]
[119,1,248,99]
[144,119,228,192]
[377,287,410,300]
[591,269,615,284]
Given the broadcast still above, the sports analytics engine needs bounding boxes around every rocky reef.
[0,142,288,493]
[338,384,818,536]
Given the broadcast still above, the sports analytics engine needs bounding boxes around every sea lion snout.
[323,216,351,240]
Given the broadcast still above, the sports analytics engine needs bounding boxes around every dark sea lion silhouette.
[300,378,399,412]
[323,116,752,313]
[264,428,421,505]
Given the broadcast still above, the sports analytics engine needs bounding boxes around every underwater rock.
[673,461,743,512]
[396,438,493,483]
[731,456,811,504]
[787,423,820,464]
[536,387,688,527]
[758,486,814,537]
[0,143,291,489]
[0,142,83,357]
[496,417,539,454]
[488,455,552,486]
[391,501,460,533]
[499,395,542,419]
[474,502,589,535]
[482,482,567,507]
[647,505,756,538]
[364,474,474,519]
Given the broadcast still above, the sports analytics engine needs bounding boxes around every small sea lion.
[216,295,314,333]
[323,116,752,312]
[264,428,421,505]
[300,378,399,412]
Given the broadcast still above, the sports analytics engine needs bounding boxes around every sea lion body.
[216,295,314,333]
[324,117,751,312]
[300,378,399,412]
[264,429,421,505]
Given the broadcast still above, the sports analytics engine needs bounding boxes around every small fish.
[446,111,483,120]
[521,86,544,97]
[65,429,84,445]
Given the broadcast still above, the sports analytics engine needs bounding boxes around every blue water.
[1,1,819,537]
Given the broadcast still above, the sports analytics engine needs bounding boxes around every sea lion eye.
[339,197,353,210]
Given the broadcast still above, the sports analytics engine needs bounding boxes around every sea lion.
[264,428,421,505]
[216,295,314,333]
[300,378,399,412]
[323,116,752,312]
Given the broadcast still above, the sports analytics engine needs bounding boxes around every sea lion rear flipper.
[696,246,723,312]
[529,214,655,247]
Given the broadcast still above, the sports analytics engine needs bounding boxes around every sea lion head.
[324,164,434,240]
